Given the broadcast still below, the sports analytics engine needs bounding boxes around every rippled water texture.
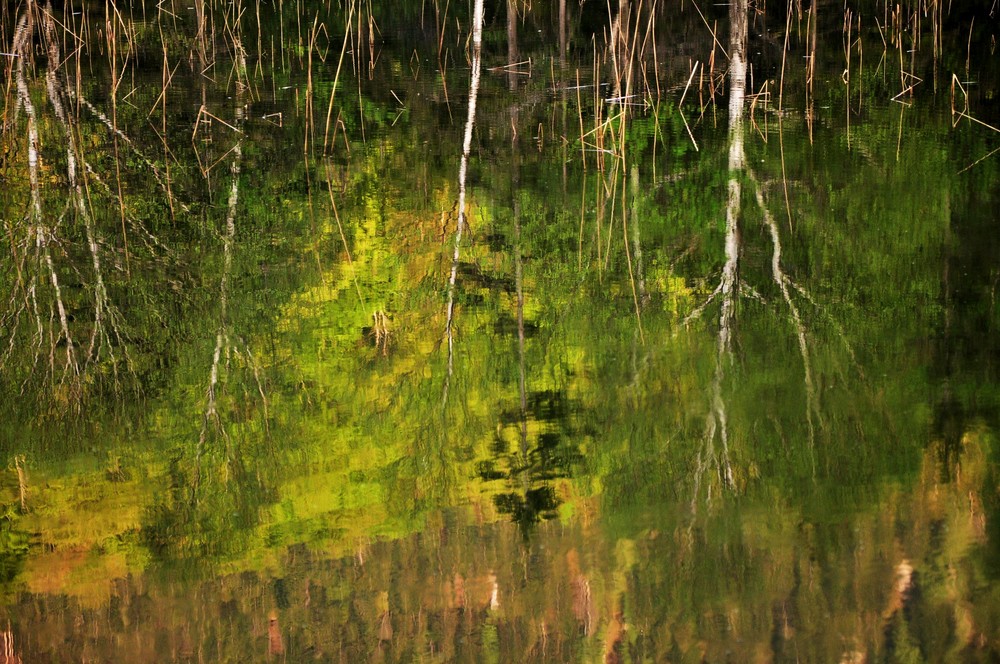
[1,0,1000,661]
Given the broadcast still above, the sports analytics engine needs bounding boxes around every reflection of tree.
[442,0,485,402]
[484,392,583,534]
[686,0,746,505]
[191,94,271,485]
[1,2,181,415]
[468,7,587,537]
[12,421,1000,661]
[142,34,273,564]
[2,2,999,660]
[475,189,583,532]
[686,0,832,507]
[6,6,110,402]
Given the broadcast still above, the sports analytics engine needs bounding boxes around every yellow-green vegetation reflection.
[1,0,1000,661]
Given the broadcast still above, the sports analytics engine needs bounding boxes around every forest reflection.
[1,0,999,661]
[6,431,995,660]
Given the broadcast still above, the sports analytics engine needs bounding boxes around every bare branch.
[67,90,191,213]
[751,169,820,474]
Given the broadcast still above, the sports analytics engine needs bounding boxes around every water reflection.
[6,436,997,661]
[1,0,1000,661]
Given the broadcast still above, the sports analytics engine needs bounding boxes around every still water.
[1,0,999,661]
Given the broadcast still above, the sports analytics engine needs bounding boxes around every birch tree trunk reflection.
[2,2,149,406]
[691,0,747,506]
[442,0,485,403]
[196,108,243,461]
[43,9,130,385]
[192,40,266,495]
[687,0,827,501]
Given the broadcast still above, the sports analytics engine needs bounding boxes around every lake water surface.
[2,0,1000,661]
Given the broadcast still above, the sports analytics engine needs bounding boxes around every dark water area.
[1,0,1000,661]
